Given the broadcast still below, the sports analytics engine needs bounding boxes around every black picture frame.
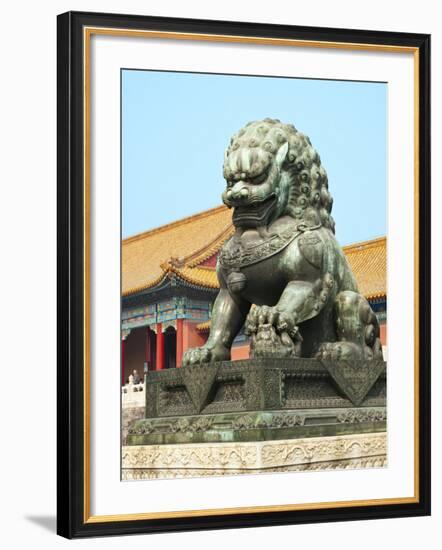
[57,10,431,539]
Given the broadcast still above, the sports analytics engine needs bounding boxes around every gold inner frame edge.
[82,26,420,524]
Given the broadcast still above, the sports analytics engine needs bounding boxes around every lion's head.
[222,118,335,232]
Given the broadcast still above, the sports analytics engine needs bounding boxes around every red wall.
[231,344,250,361]
[380,323,387,346]
[123,327,146,383]
[181,323,250,361]
[183,321,207,351]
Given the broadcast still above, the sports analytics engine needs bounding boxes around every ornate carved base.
[122,432,387,480]
[142,358,386,420]
[128,358,387,446]
[127,406,386,445]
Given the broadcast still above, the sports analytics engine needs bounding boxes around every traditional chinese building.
[121,205,387,383]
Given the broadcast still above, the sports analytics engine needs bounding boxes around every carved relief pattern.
[364,376,387,399]
[219,227,303,270]
[245,367,264,410]
[122,432,387,479]
[231,413,305,431]
[283,376,346,408]
[203,400,246,415]
[180,364,219,413]
[145,381,158,418]
[144,359,386,419]
[128,418,212,436]
[261,433,387,467]
[121,406,145,445]
[159,384,193,415]
[128,406,385,440]
[336,409,386,423]
[212,380,245,403]
[320,359,386,406]
[262,369,282,409]
[122,456,387,480]
[122,444,258,469]
[129,410,311,436]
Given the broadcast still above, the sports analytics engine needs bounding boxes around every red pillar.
[156,323,164,370]
[176,318,184,368]
[121,338,125,385]
[145,327,151,370]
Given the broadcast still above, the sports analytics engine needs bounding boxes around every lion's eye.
[250,172,267,185]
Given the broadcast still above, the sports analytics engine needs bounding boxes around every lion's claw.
[245,306,298,338]
[182,345,229,366]
[182,347,212,366]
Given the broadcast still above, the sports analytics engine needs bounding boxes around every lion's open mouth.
[232,195,277,227]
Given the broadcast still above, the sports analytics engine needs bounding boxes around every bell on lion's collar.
[226,271,247,294]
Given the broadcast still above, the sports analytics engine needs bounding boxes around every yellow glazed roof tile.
[342,236,386,300]
[122,205,231,296]
[196,320,211,332]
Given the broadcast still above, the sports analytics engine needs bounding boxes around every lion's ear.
[223,149,230,179]
[275,141,289,168]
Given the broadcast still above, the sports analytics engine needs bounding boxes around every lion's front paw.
[182,345,229,366]
[182,347,211,366]
[245,305,298,338]
[245,305,302,358]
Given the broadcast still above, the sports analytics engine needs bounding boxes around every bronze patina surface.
[182,119,384,364]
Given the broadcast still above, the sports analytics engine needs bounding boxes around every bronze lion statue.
[182,118,383,365]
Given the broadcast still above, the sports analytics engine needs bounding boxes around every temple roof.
[342,236,386,300]
[122,205,386,301]
[122,205,233,296]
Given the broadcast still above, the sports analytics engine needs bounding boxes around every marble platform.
[122,431,387,480]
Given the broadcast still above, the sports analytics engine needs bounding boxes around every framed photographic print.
[57,11,431,538]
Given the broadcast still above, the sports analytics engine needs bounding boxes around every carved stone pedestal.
[142,358,386,417]
[122,432,387,480]
[124,358,387,478]
[127,358,386,446]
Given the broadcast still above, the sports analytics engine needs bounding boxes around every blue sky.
[122,69,386,246]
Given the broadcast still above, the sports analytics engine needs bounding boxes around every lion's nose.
[231,184,249,201]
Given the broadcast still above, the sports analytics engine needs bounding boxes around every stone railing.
[121,380,145,445]
[121,379,145,408]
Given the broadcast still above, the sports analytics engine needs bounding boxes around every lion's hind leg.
[315,290,383,360]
